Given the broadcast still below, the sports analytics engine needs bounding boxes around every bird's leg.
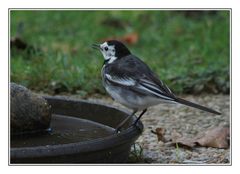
[133,108,147,126]
[115,110,137,133]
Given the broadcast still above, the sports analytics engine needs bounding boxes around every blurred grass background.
[10,10,230,97]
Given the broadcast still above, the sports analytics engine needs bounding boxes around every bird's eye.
[104,47,108,51]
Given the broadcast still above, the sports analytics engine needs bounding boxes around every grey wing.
[104,55,176,101]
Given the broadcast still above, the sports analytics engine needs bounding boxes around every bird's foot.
[131,120,142,131]
[114,120,141,134]
[114,127,122,134]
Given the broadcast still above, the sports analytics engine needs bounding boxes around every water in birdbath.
[11,114,115,148]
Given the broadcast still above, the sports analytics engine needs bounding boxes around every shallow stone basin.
[10,96,143,164]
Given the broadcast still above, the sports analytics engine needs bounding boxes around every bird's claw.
[114,127,121,134]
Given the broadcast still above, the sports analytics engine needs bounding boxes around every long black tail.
[175,97,221,115]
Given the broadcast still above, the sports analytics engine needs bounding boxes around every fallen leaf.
[151,127,167,142]
[121,32,138,44]
[10,37,28,50]
[195,126,229,148]
[152,126,230,149]
[170,129,182,141]
[170,130,196,148]
[10,36,40,55]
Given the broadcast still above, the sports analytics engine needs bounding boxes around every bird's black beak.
[92,43,101,50]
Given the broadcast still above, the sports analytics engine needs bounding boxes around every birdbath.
[10,88,143,163]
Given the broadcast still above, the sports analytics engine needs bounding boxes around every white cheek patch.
[106,45,116,56]
[100,43,117,63]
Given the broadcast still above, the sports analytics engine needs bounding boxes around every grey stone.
[10,83,51,135]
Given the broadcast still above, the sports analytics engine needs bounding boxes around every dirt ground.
[85,94,230,164]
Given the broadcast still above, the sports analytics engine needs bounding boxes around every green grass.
[128,143,146,163]
[10,10,230,96]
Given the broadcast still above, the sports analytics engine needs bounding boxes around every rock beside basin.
[10,83,52,135]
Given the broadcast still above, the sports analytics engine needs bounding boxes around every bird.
[92,40,221,132]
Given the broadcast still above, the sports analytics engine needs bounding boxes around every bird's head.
[92,40,131,64]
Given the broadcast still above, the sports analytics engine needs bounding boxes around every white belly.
[105,85,165,111]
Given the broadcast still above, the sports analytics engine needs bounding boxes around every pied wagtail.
[92,40,221,132]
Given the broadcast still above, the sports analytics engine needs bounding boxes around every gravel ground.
[76,94,230,164]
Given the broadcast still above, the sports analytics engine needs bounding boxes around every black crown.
[107,40,131,58]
